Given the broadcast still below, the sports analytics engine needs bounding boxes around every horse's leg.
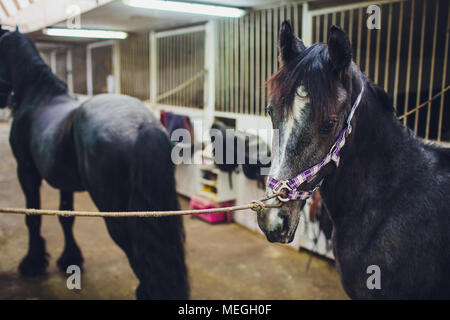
[102,206,189,300]
[17,166,48,276]
[57,191,83,271]
[127,217,189,300]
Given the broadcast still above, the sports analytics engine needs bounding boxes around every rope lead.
[0,193,282,218]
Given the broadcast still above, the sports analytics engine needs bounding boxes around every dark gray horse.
[259,21,450,299]
[0,30,189,299]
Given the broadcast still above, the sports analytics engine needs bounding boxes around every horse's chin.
[264,230,296,244]
[258,200,305,244]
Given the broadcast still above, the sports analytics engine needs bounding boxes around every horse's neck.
[320,85,420,225]
[12,59,68,110]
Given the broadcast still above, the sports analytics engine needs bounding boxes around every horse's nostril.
[279,213,290,235]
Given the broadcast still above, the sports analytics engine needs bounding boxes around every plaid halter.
[268,85,365,202]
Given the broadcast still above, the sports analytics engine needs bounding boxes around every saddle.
[210,121,271,189]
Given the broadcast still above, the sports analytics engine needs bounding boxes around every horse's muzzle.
[257,200,305,243]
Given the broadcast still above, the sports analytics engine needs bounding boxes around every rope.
[0,193,281,218]
[156,70,206,102]
[398,85,450,120]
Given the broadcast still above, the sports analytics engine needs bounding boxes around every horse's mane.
[0,31,67,104]
[366,80,395,113]
[266,42,395,119]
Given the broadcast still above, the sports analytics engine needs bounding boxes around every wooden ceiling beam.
[0,0,10,17]
[13,0,21,11]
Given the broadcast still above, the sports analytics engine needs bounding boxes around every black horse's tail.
[127,124,189,299]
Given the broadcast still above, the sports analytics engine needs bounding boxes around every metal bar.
[156,25,206,38]
[189,33,194,107]
[158,37,163,101]
[425,0,439,140]
[310,0,404,16]
[414,0,426,134]
[393,1,404,111]
[229,19,234,112]
[399,85,450,119]
[403,0,415,126]
[86,46,92,96]
[384,3,393,92]
[173,35,177,105]
[294,3,299,36]
[224,19,229,112]
[261,9,267,115]
[356,8,362,66]
[374,25,381,84]
[267,8,273,106]
[244,14,250,114]
[286,3,292,25]
[250,11,255,115]
[234,17,239,113]
[171,35,175,105]
[255,11,261,115]
[438,4,450,141]
[239,16,245,114]
[220,20,225,111]
[323,13,328,42]
[365,24,371,76]
[349,9,354,47]
[165,36,170,104]
[313,16,318,43]
[274,6,278,70]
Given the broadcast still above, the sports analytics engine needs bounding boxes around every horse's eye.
[319,119,337,134]
[266,105,273,117]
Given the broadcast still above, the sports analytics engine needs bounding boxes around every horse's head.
[258,21,358,243]
[0,29,12,108]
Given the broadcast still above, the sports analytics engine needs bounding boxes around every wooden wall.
[120,32,150,101]
[72,44,87,95]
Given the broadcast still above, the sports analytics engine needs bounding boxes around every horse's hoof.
[18,252,49,276]
[57,247,84,272]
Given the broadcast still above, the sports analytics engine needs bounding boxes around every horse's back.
[75,94,161,143]
[73,94,169,209]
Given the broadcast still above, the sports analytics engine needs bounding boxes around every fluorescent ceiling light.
[123,0,246,18]
[43,28,128,39]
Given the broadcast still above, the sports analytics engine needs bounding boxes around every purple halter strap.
[267,85,365,202]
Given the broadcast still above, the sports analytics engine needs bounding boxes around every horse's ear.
[278,20,306,65]
[327,25,352,71]
[0,26,9,38]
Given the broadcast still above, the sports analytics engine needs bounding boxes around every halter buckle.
[276,181,292,202]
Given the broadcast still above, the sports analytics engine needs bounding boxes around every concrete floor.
[0,122,348,299]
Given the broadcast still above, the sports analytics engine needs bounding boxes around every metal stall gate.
[215,3,304,116]
[156,25,206,109]
[311,0,450,142]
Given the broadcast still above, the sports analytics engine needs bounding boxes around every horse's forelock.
[266,43,340,121]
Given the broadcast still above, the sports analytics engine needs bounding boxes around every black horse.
[258,21,450,299]
[0,30,189,299]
